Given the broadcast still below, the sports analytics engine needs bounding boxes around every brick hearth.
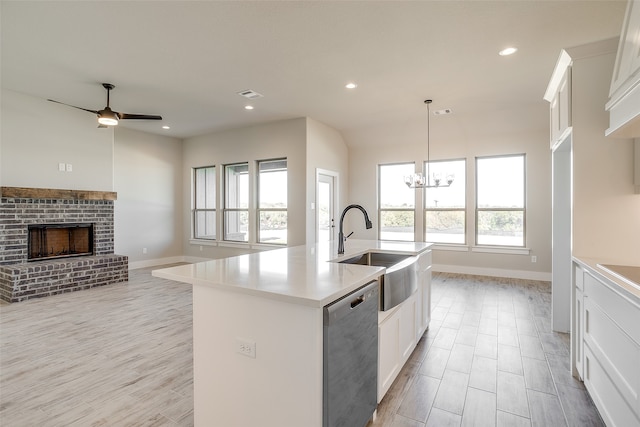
[0,187,128,302]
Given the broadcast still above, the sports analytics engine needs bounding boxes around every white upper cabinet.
[544,51,573,149]
[606,0,640,137]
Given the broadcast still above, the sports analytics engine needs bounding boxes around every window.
[378,163,415,241]
[476,154,525,246]
[224,163,249,242]
[424,159,466,244]
[193,166,216,240]
[258,159,287,245]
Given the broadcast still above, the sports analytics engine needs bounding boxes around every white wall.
[572,53,640,265]
[1,89,113,190]
[305,118,349,243]
[182,118,307,260]
[345,105,553,279]
[113,127,183,266]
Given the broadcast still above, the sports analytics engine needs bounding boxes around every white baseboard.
[433,263,552,282]
[128,256,193,270]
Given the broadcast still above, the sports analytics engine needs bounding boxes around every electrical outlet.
[58,162,66,172]
[142,248,147,254]
[199,245,203,251]
[66,163,73,172]
[236,338,256,358]
[531,255,537,263]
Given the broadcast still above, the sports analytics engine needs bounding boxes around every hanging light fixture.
[404,99,455,189]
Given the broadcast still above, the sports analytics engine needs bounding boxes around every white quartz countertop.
[573,256,640,303]
[152,239,432,307]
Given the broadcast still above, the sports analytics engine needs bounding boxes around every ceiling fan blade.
[118,113,163,120]
[47,99,99,114]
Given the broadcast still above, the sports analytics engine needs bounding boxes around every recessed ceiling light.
[244,105,254,110]
[499,47,518,56]
[162,125,170,130]
[345,82,357,89]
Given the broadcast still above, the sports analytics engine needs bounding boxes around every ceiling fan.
[48,83,162,127]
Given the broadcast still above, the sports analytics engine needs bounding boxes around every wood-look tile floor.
[0,265,194,427]
[0,268,603,427]
[369,272,604,427]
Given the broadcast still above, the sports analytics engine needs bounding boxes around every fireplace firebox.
[28,223,94,261]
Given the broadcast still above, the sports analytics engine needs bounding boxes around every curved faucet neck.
[338,204,372,254]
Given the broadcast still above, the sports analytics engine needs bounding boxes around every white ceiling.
[1,1,627,142]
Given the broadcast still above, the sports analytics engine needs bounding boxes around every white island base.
[153,240,432,427]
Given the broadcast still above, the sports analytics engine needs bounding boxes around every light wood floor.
[0,268,602,427]
[368,273,604,427]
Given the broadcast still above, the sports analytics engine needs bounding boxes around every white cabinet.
[549,64,572,147]
[377,249,432,403]
[378,307,401,402]
[572,260,640,427]
[378,291,418,403]
[572,264,585,379]
[545,49,574,149]
[606,0,640,138]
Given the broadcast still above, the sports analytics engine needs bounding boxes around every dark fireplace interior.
[28,223,94,261]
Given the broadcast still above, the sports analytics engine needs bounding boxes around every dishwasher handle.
[323,280,379,325]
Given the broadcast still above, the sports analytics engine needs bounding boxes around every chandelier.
[404,99,455,189]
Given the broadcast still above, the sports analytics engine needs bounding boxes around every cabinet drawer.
[584,345,640,427]
[584,296,640,418]
[584,272,640,343]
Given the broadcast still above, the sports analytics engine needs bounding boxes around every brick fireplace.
[0,187,128,302]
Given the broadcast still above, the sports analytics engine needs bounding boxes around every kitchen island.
[153,239,432,427]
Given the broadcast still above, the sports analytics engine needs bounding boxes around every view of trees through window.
[224,163,249,242]
[425,159,466,244]
[476,154,525,246]
[258,159,287,244]
[378,163,415,241]
[193,166,216,240]
[378,154,525,247]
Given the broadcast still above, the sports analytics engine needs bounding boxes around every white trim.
[218,241,250,249]
[544,50,572,101]
[129,256,189,270]
[471,246,531,255]
[250,243,283,251]
[433,263,551,282]
[431,244,469,252]
[129,255,214,270]
[189,239,218,247]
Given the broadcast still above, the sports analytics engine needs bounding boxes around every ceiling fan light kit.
[48,83,162,128]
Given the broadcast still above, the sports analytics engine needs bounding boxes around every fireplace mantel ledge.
[0,187,117,201]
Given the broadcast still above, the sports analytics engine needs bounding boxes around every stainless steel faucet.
[338,204,373,254]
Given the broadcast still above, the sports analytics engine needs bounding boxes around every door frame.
[316,168,339,243]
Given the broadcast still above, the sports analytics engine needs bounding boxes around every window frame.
[223,162,250,243]
[257,158,288,245]
[423,158,467,245]
[192,165,217,241]
[378,162,416,242]
[475,153,526,247]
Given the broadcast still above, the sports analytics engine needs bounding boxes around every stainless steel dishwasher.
[323,280,379,427]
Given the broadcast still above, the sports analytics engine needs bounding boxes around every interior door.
[317,171,338,242]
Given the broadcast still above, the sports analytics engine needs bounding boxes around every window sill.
[431,244,469,252]
[215,241,283,251]
[189,239,218,247]
[471,246,531,255]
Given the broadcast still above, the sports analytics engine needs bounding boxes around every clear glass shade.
[404,172,454,189]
